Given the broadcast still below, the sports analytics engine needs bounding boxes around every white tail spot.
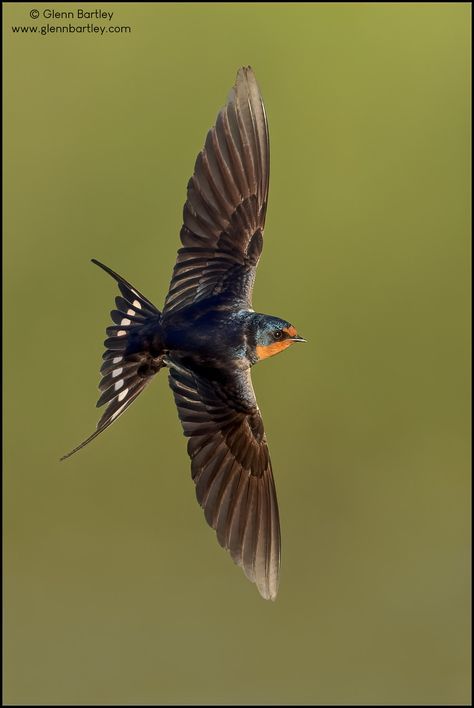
[118,388,128,402]
[114,380,124,391]
[112,367,123,378]
[117,330,126,337]
[120,318,131,326]
[111,402,127,420]
[113,356,122,364]
[133,300,141,309]
[127,309,135,316]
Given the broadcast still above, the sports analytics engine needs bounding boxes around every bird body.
[163,306,254,365]
[62,67,305,601]
[163,307,301,366]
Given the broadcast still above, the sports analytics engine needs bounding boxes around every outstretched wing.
[168,357,280,600]
[163,66,270,317]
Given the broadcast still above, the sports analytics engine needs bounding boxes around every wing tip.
[235,65,257,89]
[229,66,259,103]
[257,583,279,602]
[236,65,255,78]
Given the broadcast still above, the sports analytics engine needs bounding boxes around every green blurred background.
[4,3,471,705]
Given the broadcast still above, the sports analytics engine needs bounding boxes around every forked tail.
[61,259,164,460]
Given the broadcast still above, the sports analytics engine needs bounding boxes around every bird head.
[253,315,306,361]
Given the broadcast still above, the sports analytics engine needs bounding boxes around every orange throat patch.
[256,339,294,361]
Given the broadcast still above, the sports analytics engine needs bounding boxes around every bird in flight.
[62,67,306,600]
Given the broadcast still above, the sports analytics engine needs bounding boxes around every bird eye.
[273,330,282,339]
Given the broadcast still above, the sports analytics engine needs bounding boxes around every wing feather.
[163,67,269,317]
[168,358,281,600]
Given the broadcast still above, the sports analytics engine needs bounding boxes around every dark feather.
[163,67,269,317]
[61,261,163,460]
[168,357,281,601]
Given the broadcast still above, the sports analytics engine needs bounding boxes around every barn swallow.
[62,67,305,600]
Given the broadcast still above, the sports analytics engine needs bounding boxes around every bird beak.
[290,335,307,343]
